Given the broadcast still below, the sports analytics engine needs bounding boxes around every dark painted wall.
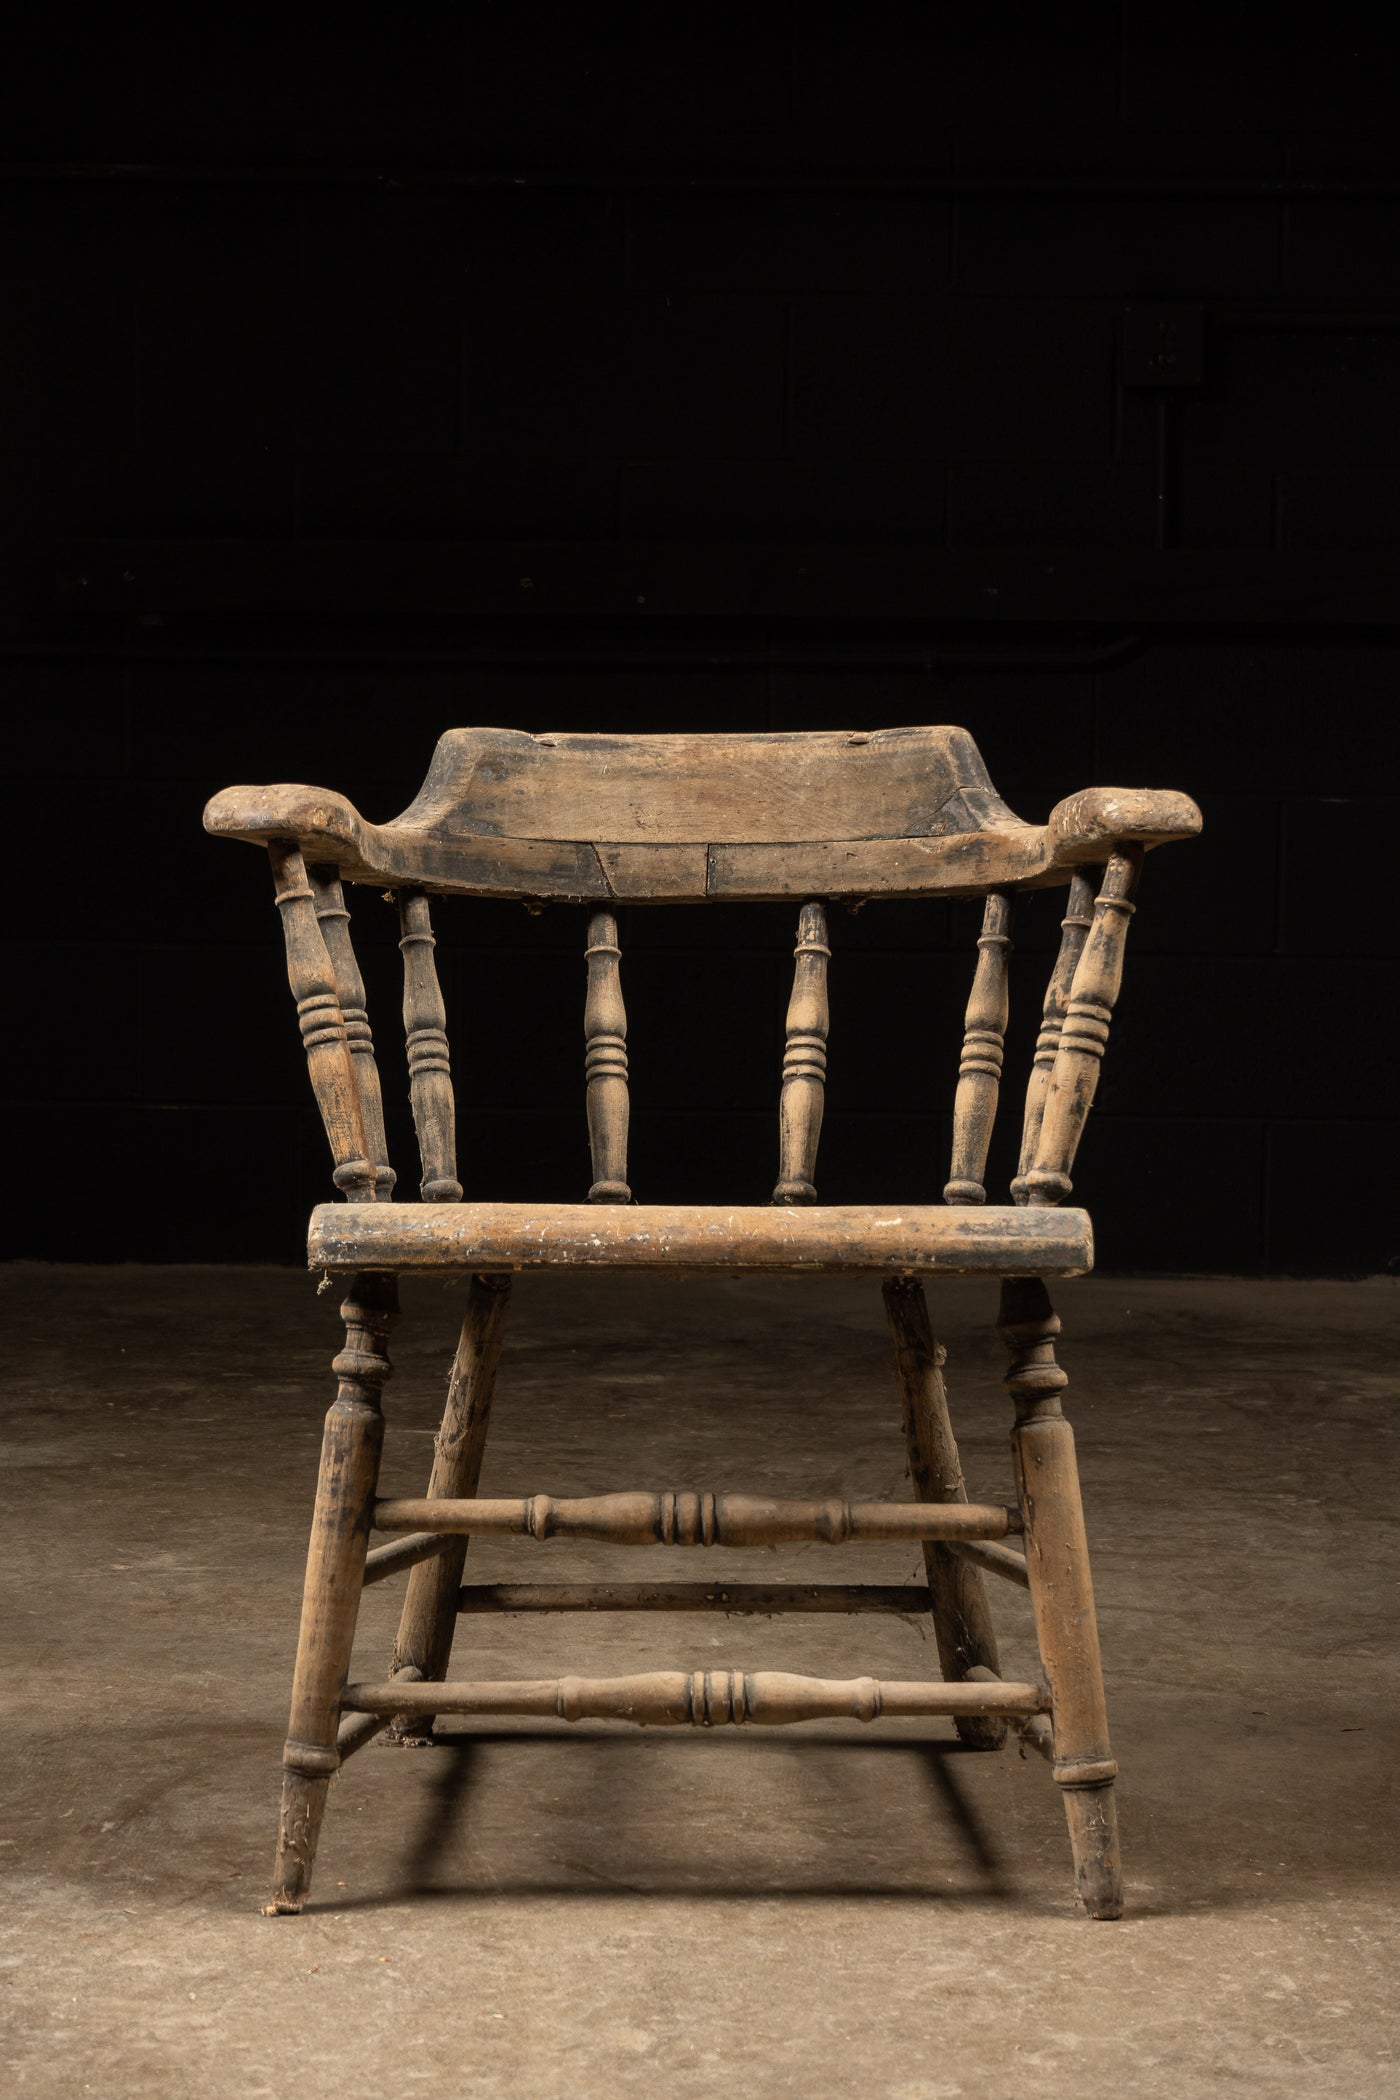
[3,14,1397,1271]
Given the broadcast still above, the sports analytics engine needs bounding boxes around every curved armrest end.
[203,785,375,873]
[1047,787,1202,865]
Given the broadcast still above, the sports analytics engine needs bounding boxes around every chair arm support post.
[310,867,395,1200]
[398,890,462,1202]
[268,841,375,1201]
[585,910,631,1202]
[773,900,831,1204]
[1024,847,1143,1207]
[1012,868,1097,1204]
[946,890,1013,1205]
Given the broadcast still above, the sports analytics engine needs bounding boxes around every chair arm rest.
[203,784,376,873]
[1046,787,1202,865]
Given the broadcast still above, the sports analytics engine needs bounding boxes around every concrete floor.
[2,1264,1396,2096]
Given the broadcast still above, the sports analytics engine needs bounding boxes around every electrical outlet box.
[1121,303,1205,388]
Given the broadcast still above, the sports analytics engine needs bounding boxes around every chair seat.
[307,1200,1093,1277]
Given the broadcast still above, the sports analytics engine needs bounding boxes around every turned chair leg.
[999,1276,1123,1920]
[387,1273,512,1743]
[883,1277,1006,1751]
[267,1273,398,1915]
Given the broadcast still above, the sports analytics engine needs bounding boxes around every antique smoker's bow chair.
[205,727,1199,1919]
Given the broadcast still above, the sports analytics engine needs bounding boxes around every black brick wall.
[3,14,1398,1272]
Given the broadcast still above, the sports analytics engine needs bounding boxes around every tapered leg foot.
[1060,1780,1124,1919]
[265,1768,332,1915]
[264,1273,396,1912]
[1000,1277,1124,1917]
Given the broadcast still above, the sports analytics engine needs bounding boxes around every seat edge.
[306,1200,1094,1277]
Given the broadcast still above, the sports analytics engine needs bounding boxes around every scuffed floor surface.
[2,1265,1396,2096]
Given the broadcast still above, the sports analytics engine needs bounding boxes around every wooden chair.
[204,726,1199,1920]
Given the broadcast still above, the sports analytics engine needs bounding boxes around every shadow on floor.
[310,1730,1026,1911]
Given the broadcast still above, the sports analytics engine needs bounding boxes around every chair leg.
[386,1273,512,1743]
[882,1276,1006,1751]
[999,1277,1123,1920]
[267,1272,398,1915]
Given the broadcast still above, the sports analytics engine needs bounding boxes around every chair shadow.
[334,1728,1021,1913]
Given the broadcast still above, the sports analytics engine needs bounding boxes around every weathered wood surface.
[310,867,395,1199]
[1023,849,1142,1209]
[268,1273,396,1914]
[456,1582,934,1616]
[945,890,1013,1206]
[308,1199,1094,1275]
[268,842,375,1200]
[373,1490,1021,1545]
[343,1669,1051,1726]
[967,1666,1053,1761]
[211,723,1201,1922]
[999,1275,1123,1918]
[773,900,831,1204]
[362,1531,453,1587]
[205,729,1200,902]
[386,1273,512,1741]
[584,911,631,1202]
[947,1538,1030,1588]
[883,1276,1005,1749]
[336,1665,422,1762]
[1012,868,1096,1204]
[398,890,462,1201]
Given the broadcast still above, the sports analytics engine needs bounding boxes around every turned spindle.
[1023,848,1142,1207]
[945,890,1012,1206]
[398,890,462,1203]
[773,900,830,1205]
[1011,869,1096,1204]
[268,842,374,1202]
[585,910,631,1203]
[372,1489,1020,1546]
[343,1668,1048,1729]
[310,867,395,1200]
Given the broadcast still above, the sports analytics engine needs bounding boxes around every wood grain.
[387,1273,511,1742]
[268,1272,397,1914]
[999,1275,1123,1918]
[343,1669,1052,1726]
[1012,868,1096,1204]
[205,735,1200,903]
[373,1490,1021,1545]
[773,900,831,1204]
[310,867,395,1200]
[308,1199,1094,1276]
[584,910,631,1202]
[883,1275,1005,1749]
[362,1531,453,1587]
[398,889,462,1202]
[267,842,374,1201]
[1024,850,1142,1208]
[945,889,1013,1206]
[947,1539,1030,1588]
